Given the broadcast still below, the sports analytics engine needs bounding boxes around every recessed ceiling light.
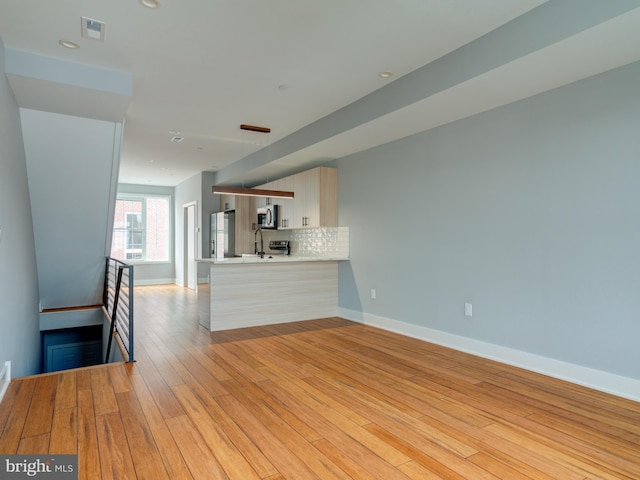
[378,71,393,79]
[139,0,160,8]
[169,130,180,135]
[58,40,79,49]
[170,135,184,143]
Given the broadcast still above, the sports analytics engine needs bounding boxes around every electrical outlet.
[370,289,377,300]
[464,303,473,317]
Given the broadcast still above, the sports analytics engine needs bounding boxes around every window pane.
[111,230,126,260]
[126,212,142,229]
[145,197,169,261]
[110,195,170,262]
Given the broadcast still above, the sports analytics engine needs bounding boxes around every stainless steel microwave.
[257,205,278,229]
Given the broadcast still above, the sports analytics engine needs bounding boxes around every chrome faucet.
[254,228,265,258]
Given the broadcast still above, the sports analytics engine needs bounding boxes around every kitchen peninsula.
[197,253,348,331]
[199,166,348,331]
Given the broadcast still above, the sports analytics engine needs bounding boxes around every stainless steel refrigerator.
[211,210,236,259]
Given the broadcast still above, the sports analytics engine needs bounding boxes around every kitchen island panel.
[209,261,338,331]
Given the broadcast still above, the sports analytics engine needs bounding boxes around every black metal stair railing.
[104,257,135,363]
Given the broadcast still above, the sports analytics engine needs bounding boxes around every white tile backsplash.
[263,226,349,258]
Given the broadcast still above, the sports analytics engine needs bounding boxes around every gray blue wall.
[338,61,640,381]
[0,38,41,377]
[174,172,220,286]
[20,109,122,309]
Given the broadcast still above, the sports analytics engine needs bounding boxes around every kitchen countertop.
[198,255,349,265]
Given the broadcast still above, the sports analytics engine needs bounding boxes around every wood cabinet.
[219,194,235,212]
[217,194,254,254]
[256,166,337,230]
[291,166,337,229]
[273,176,294,228]
[255,181,276,209]
[233,195,256,254]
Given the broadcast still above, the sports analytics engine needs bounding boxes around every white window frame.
[112,194,172,264]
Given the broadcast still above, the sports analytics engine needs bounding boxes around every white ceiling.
[1,1,640,187]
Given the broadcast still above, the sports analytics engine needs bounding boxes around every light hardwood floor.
[1,285,639,479]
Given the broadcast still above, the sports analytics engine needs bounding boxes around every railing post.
[103,257,110,307]
[127,265,135,363]
[104,266,124,363]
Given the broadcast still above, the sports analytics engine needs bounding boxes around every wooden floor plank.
[165,415,231,480]
[219,379,359,480]
[21,375,58,438]
[54,372,77,411]
[467,451,538,480]
[2,285,640,480]
[215,393,322,479]
[95,412,137,480]
[141,372,185,419]
[76,369,92,392]
[170,345,230,398]
[90,367,118,416]
[77,389,101,480]
[17,433,50,454]
[49,406,77,454]
[128,374,194,480]
[485,421,637,480]
[311,437,384,480]
[258,379,414,479]
[139,338,185,387]
[0,380,21,435]
[0,379,36,451]
[115,390,170,480]
[171,383,261,480]
[178,375,278,478]
[108,363,132,394]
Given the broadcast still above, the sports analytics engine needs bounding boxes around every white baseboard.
[0,361,11,404]
[134,278,176,286]
[338,308,640,403]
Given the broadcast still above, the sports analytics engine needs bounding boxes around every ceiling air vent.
[170,136,184,143]
[81,17,106,42]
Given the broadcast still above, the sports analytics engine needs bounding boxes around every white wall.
[0,39,41,377]
[338,62,640,388]
[20,109,122,309]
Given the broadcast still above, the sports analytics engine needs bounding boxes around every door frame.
[183,201,198,290]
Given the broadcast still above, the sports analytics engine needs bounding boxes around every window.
[111,195,170,262]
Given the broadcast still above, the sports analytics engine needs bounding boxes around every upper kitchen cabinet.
[291,167,337,229]
[254,181,274,209]
[273,175,294,228]
[220,194,235,212]
[256,166,337,229]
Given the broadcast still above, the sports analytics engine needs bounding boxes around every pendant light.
[212,124,295,199]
